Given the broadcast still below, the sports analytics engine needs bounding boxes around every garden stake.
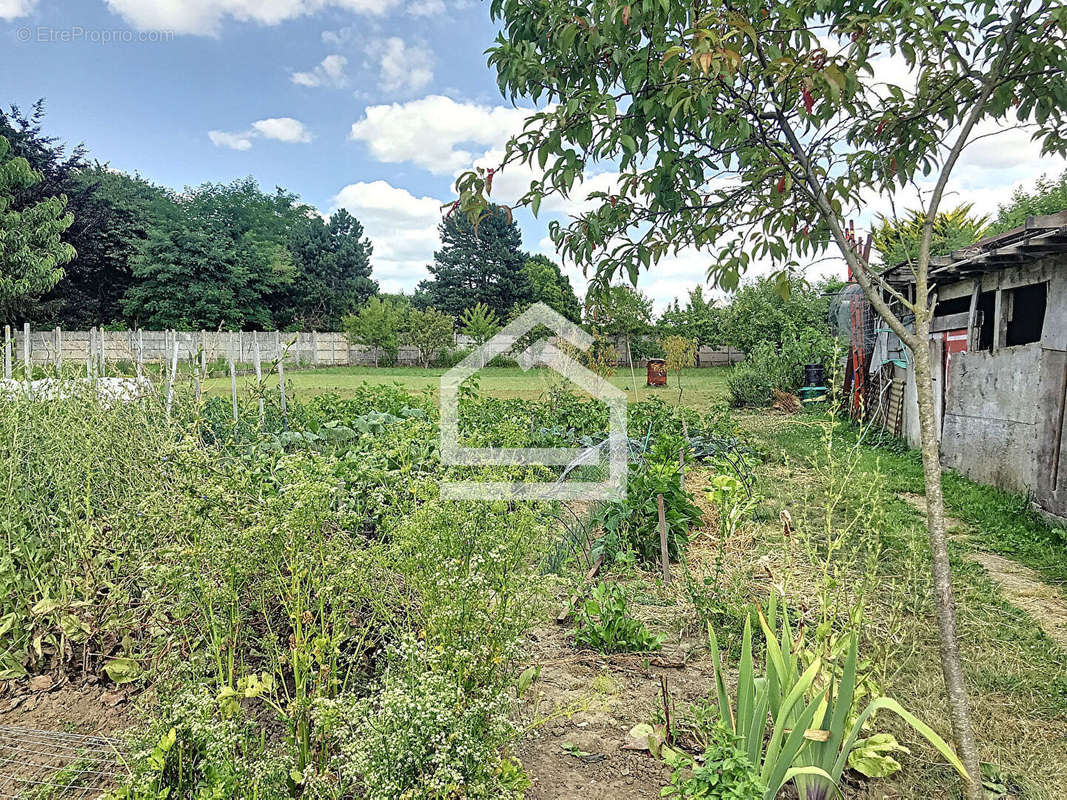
[253,332,264,428]
[278,358,288,430]
[229,356,238,423]
[3,325,10,380]
[23,322,30,374]
[165,337,179,414]
[55,327,62,372]
[657,493,671,583]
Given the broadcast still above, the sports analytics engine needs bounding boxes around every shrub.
[727,327,835,407]
[320,636,527,800]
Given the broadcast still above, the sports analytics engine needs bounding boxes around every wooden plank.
[658,493,671,583]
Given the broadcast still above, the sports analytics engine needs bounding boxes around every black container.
[804,363,825,387]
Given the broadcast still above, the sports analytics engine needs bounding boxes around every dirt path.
[899,492,1067,651]
[966,551,1067,651]
[516,607,714,799]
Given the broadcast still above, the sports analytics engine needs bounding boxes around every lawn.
[203,364,734,412]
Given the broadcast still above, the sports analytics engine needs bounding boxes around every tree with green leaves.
[343,296,405,367]
[457,2,1067,793]
[657,286,721,348]
[122,178,301,329]
[585,284,653,366]
[285,208,377,330]
[719,276,830,354]
[459,301,501,346]
[0,135,75,323]
[405,307,455,368]
[987,168,1067,235]
[522,253,582,321]
[416,205,531,319]
[872,204,989,268]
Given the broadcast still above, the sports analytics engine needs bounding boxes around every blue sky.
[2,0,1065,309]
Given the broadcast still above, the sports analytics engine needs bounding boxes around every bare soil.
[516,620,714,800]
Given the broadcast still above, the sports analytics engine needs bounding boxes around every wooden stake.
[278,358,287,429]
[658,493,671,583]
[200,330,207,376]
[253,332,264,427]
[165,337,179,414]
[229,356,238,424]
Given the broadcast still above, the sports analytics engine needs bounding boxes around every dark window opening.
[975,291,995,351]
[934,296,972,317]
[1004,281,1047,347]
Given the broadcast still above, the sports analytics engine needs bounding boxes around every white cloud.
[368,37,434,94]
[208,130,254,150]
[291,54,348,88]
[209,117,312,149]
[331,180,444,292]
[251,117,313,143]
[350,95,532,175]
[0,0,36,20]
[105,0,402,36]
[408,0,445,15]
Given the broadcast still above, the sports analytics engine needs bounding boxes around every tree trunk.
[911,312,983,799]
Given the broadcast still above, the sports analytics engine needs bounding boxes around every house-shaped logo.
[440,302,628,501]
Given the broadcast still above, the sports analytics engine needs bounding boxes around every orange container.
[647,358,667,387]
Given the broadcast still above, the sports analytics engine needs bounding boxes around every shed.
[873,211,1067,521]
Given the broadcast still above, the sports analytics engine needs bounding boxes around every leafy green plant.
[661,722,765,799]
[595,456,702,564]
[575,582,664,653]
[705,597,968,800]
[727,327,836,407]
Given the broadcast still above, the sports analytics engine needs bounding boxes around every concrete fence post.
[87,328,95,378]
[3,325,10,380]
[23,323,30,373]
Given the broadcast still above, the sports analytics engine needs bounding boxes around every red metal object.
[647,359,667,387]
[943,328,968,399]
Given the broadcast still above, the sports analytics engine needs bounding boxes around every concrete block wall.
[2,326,743,371]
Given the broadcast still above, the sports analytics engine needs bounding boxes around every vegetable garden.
[0,365,1065,799]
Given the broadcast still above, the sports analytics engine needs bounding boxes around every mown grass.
[760,413,1067,590]
[738,410,1067,798]
[201,364,734,413]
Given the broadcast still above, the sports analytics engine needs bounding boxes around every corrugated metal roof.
[884,210,1067,286]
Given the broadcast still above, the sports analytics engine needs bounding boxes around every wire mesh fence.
[0,726,125,799]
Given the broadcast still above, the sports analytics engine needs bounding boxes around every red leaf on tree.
[776,176,786,194]
[621,4,631,25]
[802,87,814,113]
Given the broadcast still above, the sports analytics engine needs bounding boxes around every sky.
[1,0,1064,311]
